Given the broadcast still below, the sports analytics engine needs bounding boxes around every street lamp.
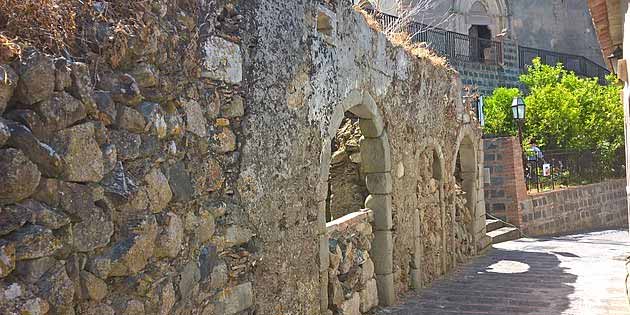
[607,46,623,76]
[512,96,526,167]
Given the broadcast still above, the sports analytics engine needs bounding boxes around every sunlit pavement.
[377,230,630,315]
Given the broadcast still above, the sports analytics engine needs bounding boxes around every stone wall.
[510,0,605,66]
[326,210,377,314]
[0,1,488,314]
[520,179,629,236]
[483,136,526,226]
[242,1,487,313]
[0,2,254,314]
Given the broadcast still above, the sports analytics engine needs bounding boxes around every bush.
[484,57,624,174]
[481,87,520,136]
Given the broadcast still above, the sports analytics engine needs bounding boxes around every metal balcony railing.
[367,10,610,84]
[370,10,503,65]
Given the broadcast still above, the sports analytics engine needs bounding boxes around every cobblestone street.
[378,230,630,315]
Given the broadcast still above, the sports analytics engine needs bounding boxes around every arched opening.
[412,145,447,289]
[453,134,477,263]
[317,91,395,314]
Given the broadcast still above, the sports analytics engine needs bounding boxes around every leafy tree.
[483,57,624,174]
[481,87,520,136]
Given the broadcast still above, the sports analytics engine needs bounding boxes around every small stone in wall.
[221,95,244,118]
[79,271,108,302]
[145,168,173,213]
[0,204,31,236]
[53,58,71,92]
[109,130,142,161]
[0,240,15,278]
[223,225,252,248]
[215,282,253,315]
[138,102,167,138]
[182,99,207,137]
[86,255,111,280]
[72,207,114,252]
[108,215,158,276]
[338,292,360,315]
[0,64,18,114]
[49,123,104,183]
[93,90,117,125]
[35,92,87,132]
[154,212,183,258]
[19,199,70,230]
[35,261,75,314]
[14,49,55,105]
[129,63,159,88]
[15,256,56,284]
[0,148,41,205]
[178,261,201,301]
[112,74,143,106]
[145,278,175,315]
[4,121,64,178]
[212,127,236,153]
[201,37,242,84]
[6,225,60,260]
[359,278,378,313]
[165,161,194,202]
[0,119,9,146]
[68,62,98,115]
[78,302,115,315]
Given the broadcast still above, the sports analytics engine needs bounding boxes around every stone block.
[359,117,384,138]
[216,282,253,315]
[364,195,392,231]
[360,134,391,174]
[366,172,392,194]
[338,292,360,315]
[371,231,393,275]
[202,37,242,84]
[49,123,104,183]
[359,278,378,312]
[375,273,395,306]
[0,148,41,205]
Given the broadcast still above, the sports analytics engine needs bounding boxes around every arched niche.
[452,127,479,237]
[410,140,448,290]
[317,90,395,313]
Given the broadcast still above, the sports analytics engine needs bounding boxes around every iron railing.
[519,46,610,85]
[525,149,624,192]
[366,10,609,83]
[369,10,503,65]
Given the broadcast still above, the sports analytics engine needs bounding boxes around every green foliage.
[481,87,520,136]
[483,57,623,173]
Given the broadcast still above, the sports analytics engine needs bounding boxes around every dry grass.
[0,0,145,58]
[353,6,447,68]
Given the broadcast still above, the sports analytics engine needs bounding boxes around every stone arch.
[317,90,395,313]
[453,0,509,36]
[452,126,479,236]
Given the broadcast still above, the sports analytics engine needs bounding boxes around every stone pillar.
[483,137,527,227]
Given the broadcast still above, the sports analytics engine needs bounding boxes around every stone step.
[487,227,521,244]
[485,219,504,233]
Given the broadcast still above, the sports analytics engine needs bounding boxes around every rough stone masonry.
[0,0,487,314]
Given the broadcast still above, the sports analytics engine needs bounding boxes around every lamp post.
[608,46,623,76]
[512,96,526,167]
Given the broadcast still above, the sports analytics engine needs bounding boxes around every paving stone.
[377,230,630,315]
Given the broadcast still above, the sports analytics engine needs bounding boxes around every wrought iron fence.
[519,46,610,85]
[525,149,624,192]
[368,10,503,65]
[365,9,610,84]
